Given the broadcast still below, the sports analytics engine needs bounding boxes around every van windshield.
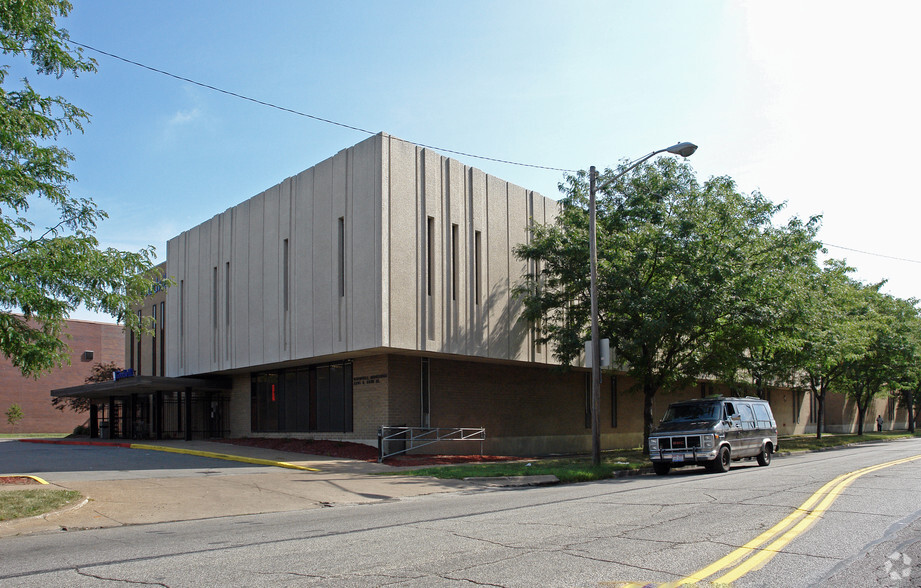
[662,403,720,423]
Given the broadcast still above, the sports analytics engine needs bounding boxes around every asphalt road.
[3,438,921,587]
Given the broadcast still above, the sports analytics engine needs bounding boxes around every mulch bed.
[217,438,519,467]
[0,476,41,486]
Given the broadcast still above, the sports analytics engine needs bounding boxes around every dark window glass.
[296,369,310,431]
[338,218,345,297]
[160,301,166,375]
[329,364,345,431]
[251,363,353,433]
[474,231,482,305]
[611,376,618,428]
[427,217,435,297]
[421,358,430,428]
[285,370,298,431]
[316,366,330,431]
[451,224,458,301]
[151,304,157,376]
[137,309,142,374]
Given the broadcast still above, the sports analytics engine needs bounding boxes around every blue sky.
[13,1,921,320]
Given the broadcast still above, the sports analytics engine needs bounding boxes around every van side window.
[753,403,772,428]
[723,403,735,419]
[738,404,756,429]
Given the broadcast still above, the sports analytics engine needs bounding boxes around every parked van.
[648,396,778,475]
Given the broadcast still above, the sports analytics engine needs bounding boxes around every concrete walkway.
[1,439,507,538]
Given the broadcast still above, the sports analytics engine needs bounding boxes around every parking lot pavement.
[0,439,475,538]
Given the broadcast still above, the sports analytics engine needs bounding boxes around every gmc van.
[648,396,778,475]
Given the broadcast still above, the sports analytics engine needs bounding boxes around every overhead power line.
[71,41,576,174]
[70,42,921,269]
[823,243,921,265]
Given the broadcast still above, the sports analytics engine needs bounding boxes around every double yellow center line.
[666,454,921,586]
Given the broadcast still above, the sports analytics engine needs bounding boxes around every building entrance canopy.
[52,376,232,441]
[51,375,230,399]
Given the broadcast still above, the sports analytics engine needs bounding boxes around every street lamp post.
[588,141,698,467]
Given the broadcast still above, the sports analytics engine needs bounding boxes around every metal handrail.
[377,426,485,462]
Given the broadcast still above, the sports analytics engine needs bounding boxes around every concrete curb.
[0,475,49,485]
[464,474,559,487]
[20,439,320,472]
[130,443,320,471]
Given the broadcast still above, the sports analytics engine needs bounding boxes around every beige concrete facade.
[102,133,914,453]
[166,133,555,379]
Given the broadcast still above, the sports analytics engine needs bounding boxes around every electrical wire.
[70,42,921,268]
[822,243,921,265]
[71,41,577,174]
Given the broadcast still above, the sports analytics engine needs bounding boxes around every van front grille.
[659,436,701,450]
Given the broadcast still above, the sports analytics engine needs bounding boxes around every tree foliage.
[0,0,160,377]
[846,292,921,435]
[50,360,120,413]
[515,157,821,450]
[787,261,873,438]
[5,402,23,431]
[894,311,921,434]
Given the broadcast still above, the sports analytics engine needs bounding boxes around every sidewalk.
[0,439,481,538]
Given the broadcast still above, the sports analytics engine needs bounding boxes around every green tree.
[710,218,821,399]
[515,158,821,452]
[838,286,911,435]
[5,402,24,432]
[50,360,120,413]
[792,261,871,438]
[882,296,921,434]
[1,0,160,377]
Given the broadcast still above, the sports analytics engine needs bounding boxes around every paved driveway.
[0,439,269,482]
[0,439,475,537]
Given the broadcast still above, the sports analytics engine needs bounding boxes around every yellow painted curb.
[0,475,49,485]
[128,444,320,471]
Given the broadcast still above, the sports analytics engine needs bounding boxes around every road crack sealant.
[439,575,506,587]
[74,567,169,586]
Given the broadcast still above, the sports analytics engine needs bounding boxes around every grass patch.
[0,489,81,521]
[387,431,921,483]
[389,449,649,484]
[778,431,916,452]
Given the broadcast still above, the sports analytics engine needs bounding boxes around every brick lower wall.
[217,350,910,454]
[0,319,124,434]
[387,355,422,426]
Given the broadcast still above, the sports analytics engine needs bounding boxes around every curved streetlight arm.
[594,142,697,192]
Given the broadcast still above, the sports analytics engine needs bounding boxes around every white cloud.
[168,108,201,127]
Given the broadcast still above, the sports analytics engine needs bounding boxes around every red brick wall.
[0,319,124,434]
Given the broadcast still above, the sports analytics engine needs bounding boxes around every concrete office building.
[164,131,602,454]
[52,133,911,452]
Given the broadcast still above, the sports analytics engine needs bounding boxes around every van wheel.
[757,443,772,466]
[708,446,731,473]
[653,462,671,476]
